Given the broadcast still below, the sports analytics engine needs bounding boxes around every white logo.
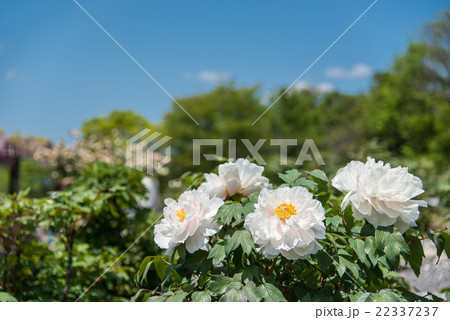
[126,129,171,175]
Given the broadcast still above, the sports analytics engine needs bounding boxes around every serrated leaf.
[326,216,342,228]
[278,169,301,185]
[225,230,254,255]
[349,238,369,267]
[337,255,360,278]
[215,203,243,225]
[208,242,226,265]
[235,230,254,255]
[207,276,234,295]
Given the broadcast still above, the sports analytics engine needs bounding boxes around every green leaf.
[385,242,400,268]
[135,256,153,286]
[360,223,375,237]
[441,232,450,259]
[343,206,355,230]
[130,289,146,302]
[147,295,166,302]
[375,227,410,269]
[233,230,254,255]
[316,250,333,271]
[153,256,169,281]
[220,288,247,302]
[0,292,18,302]
[215,203,243,225]
[305,169,328,182]
[242,202,255,218]
[350,289,406,302]
[293,177,318,191]
[207,275,234,295]
[192,291,212,302]
[375,228,390,251]
[165,291,188,302]
[349,238,369,267]
[375,289,407,302]
[349,292,373,302]
[243,281,261,302]
[208,242,226,265]
[258,282,287,302]
[336,253,360,278]
[432,232,446,261]
[248,193,259,203]
[326,216,342,229]
[278,169,301,185]
[391,231,411,255]
[406,237,424,277]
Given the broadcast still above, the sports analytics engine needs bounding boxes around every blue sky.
[1,0,448,141]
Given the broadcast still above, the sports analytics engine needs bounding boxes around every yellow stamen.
[176,208,186,222]
[274,203,297,220]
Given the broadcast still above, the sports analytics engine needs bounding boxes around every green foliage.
[162,84,274,176]
[0,291,18,302]
[81,110,154,139]
[0,162,161,301]
[134,169,449,302]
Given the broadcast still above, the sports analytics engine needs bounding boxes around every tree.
[162,84,273,176]
[81,110,153,139]
[422,10,450,81]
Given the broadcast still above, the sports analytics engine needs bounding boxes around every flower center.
[176,208,186,222]
[274,203,297,220]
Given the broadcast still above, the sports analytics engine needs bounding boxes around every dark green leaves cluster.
[133,169,449,302]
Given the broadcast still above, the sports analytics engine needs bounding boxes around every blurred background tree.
[81,110,155,139]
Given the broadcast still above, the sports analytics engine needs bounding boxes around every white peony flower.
[199,158,271,199]
[244,186,326,260]
[154,189,224,254]
[332,157,427,233]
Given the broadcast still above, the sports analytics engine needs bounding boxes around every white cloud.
[325,63,372,80]
[5,69,20,81]
[293,81,309,90]
[293,81,334,93]
[185,70,229,83]
[316,82,335,93]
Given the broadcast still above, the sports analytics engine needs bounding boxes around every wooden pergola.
[0,135,29,194]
